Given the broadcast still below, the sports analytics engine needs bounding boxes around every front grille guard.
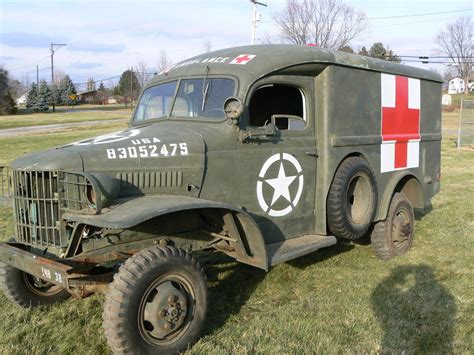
[13,170,62,246]
[10,170,98,248]
[0,165,12,207]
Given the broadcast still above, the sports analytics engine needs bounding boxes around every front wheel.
[103,246,208,355]
[371,193,415,260]
[0,262,70,307]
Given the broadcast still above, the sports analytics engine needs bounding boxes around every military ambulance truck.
[0,45,441,354]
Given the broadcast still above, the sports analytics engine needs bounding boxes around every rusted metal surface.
[0,165,12,207]
[0,242,71,288]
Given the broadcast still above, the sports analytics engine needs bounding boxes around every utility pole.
[250,0,267,45]
[36,65,39,86]
[50,43,67,112]
[130,66,133,110]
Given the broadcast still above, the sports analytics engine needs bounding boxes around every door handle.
[305,150,318,157]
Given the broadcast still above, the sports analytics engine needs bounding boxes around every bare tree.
[53,69,66,86]
[135,60,149,87]
[274,0,368,50]
[157,50,173,73]
[202,40,212,54]
[435,17,472,94]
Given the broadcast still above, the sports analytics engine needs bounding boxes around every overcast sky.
[0,0,471,87]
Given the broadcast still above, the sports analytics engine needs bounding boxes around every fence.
[0,165,12,207]
[457,99,474,148]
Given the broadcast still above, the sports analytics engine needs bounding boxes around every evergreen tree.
[339,45,354,53]
[367,42,401,63]
[0,68,17,115]
[52,83,62,106]
[37,80,51,112]
[98,81,106,104]
[358,46,369,56]
[59,75,77,106]
[98,81,105,92]
[118,70,141,107]
[26,83,39,112]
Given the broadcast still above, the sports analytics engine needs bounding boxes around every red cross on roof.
[230,54,256,65]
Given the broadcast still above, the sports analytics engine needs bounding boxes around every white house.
[448,77,465,94]
[16,94,27,106]
[448,77,474,94]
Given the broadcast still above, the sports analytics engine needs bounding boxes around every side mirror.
[223,97,244,122]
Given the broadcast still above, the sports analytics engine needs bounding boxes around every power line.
[367,9,471,20]
[262,8,471,23]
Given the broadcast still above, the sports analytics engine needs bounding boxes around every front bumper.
[0,242,71,288]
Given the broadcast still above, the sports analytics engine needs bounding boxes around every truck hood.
[11,122,207,174]
[61,123,206,172]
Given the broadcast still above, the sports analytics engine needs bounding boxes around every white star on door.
[265,162,297,206]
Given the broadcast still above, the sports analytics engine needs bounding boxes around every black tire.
[103,246,208,355]
[371,193,415,260]
[0,262,70,307]
[327,156,377,240]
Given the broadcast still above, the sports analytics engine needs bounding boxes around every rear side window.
[249,84,305,130]
[134,81,177,122]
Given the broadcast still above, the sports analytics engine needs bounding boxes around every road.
[0,119,128,138]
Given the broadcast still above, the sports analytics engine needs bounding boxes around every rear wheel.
[327,156,377,240]
[371,193,415,260]
[0,263,69,307]
[103,246,208,355]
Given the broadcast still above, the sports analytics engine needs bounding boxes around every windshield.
[171,78,235,119]
[134,81,177,122]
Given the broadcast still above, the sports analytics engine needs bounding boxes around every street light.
[250,0,267,45]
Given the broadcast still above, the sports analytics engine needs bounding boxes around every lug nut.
[160,310,168,317]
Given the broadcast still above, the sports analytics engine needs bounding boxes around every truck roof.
[147,44,442,90]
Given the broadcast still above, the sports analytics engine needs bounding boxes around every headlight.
[85,182,97,206]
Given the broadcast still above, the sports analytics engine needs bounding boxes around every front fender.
[63,195,268,270]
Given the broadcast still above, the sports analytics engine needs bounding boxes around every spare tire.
[327,156,377,240]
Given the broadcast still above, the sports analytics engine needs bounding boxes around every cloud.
[0,56,16,61]
[68,41,125,53]
[0,32,66,48]
[69,62,104,69]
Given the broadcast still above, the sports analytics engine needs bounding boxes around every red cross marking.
[234,55,251,63]
[230,54,256,65]
[382,76,420,169]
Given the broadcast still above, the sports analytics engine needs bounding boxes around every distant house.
[106,95,123,104]
[448,77,473,94]
[448,78,465,94]
[77,90,99,104]
[16,94,27,106]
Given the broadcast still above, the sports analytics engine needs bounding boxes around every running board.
[267,234,337,266]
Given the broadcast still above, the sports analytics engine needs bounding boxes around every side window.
[248,84,306,130]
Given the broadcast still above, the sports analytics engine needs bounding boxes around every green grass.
[0,123,126,164]
[0,130,473,353]
[448,92,474,108]
[0,104,131,130]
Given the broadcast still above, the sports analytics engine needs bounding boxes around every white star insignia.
[264,162,297,206]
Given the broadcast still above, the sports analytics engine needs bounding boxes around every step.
[267,234,337,266]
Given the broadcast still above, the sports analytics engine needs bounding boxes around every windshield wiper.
[201,65,210,112]
[201,82,210,111]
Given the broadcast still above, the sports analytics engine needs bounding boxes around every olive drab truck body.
[0,45,441,354]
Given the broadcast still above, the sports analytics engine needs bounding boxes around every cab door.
[237,77,317,244]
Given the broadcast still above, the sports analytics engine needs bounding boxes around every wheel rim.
[346,173,371,224]
[390,207,413,251]
[138,274,195,346]
[23,273,64,297]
